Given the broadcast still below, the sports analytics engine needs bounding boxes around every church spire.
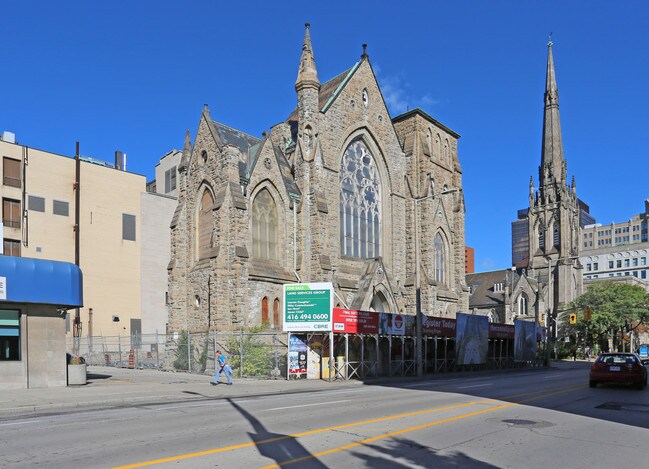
[540,39,566,187]
[295,23,320,92]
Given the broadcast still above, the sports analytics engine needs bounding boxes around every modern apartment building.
[580,200,649,250]
[579,201,649,283]
[1,132,145,339]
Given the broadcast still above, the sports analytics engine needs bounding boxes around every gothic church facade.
[167,25,469,333]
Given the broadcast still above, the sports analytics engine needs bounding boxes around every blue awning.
[0,256,83,309]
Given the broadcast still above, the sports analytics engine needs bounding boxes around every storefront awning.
[0,256,83,309]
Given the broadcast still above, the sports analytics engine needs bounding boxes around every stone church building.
[167,25,469,334]
[468,40,583,329]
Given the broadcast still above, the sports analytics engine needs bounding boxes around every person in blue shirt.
[211,350,233,385]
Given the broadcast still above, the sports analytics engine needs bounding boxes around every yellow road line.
[260,382,586,468]
[113,382,584,469]
[259,402,517,469]
[112,400,487,469]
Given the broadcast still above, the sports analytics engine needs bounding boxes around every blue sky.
[2,1,648,272]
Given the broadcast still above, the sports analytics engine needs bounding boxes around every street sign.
[283,282,333,332]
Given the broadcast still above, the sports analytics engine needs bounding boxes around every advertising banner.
[455,313,489,365]
[422,316,456,337]
[379,312,406,335]
[283,283,333,332]
[489,323,514,339]
[288,334,308,379]
[332,308,380,334]
[514,319,538,362]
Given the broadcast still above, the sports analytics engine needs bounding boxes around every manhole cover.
[487,418,554,429]
[596,402,649,412]
[502,419,537,426]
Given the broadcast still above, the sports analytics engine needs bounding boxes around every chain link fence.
[67,331,288,379]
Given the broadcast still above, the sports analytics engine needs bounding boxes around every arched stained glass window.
[252,189,278,260]
[434,233,446,284]
[435,134,441,159]
[339,140,381,258]
[198,189,214,260]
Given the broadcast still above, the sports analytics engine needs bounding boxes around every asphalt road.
[2,366,648,468]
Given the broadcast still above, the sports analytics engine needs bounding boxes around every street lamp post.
[414,188,461,377]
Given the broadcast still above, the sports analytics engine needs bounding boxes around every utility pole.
[414,188,460,377]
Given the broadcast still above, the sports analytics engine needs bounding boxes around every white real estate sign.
[283,282,333,332]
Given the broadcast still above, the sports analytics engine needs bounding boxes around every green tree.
[569,281,649,352]
[173,330,189,370]
[226,326,276,378]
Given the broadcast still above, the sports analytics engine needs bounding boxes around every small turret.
[295,23,320,92]
[178,129,191,173]
[294,23,320,161]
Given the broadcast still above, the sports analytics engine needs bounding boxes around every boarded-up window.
[28,195,45,212]
[122,214,136,241]
[273,298,280,328]
[261,297,269,325]
[2,198,20,228]
[553,223,560,248]
[2,239,20,257]
[53,200,69,217]
[2,158,21,188]
[198,189,214,259]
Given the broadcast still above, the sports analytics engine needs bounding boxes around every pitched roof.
[287,63,360,121]
[466,269,509,307]
[212,121,261,155]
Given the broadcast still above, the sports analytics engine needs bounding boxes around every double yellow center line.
[114,382,584,469]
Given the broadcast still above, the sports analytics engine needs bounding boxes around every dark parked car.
[589,352,647,389]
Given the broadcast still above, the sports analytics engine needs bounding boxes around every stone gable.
[168,27,468,333]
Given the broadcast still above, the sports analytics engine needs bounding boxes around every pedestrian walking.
[211,350,233,385]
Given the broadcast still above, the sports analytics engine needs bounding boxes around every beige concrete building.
[141,149,181,335]
[1,134,145,339]
[167,25,470,334]
[580,200,649,250]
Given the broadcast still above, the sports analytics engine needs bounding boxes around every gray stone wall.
[168,46,469,333]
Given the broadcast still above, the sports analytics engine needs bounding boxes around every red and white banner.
[332,308,380,334]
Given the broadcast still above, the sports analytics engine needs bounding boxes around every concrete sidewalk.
[0,360,589,418]
[0,366,366,417]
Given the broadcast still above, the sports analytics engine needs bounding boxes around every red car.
[589,352,647,389]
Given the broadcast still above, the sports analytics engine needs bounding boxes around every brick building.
[167,25,469,334]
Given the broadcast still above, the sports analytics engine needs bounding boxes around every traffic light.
[569,313,577,325]
[583,307,592,321]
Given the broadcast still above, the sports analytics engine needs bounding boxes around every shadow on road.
[351,437,498,468]
[356,361,649,431]
[86,372,112,381]
[228,398,327,468]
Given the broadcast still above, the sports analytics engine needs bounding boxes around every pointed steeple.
[295,23,320,92]
[178,129,191,173]
[540,39,566,186]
